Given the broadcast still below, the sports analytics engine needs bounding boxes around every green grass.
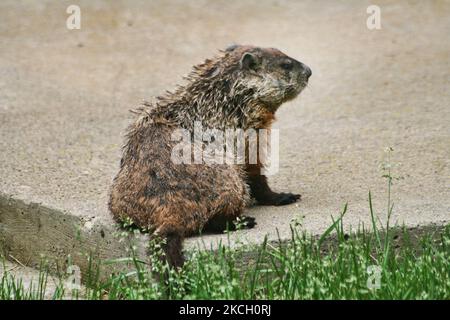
[1,214,449,300]
[1,148,449,300]
[103,209,449,300]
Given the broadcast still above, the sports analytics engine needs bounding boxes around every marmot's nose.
[301,63,312,79]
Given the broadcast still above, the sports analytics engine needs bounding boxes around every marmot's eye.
[280,60,293,71]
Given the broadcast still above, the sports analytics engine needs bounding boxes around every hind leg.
[150,199,209,269]
[203,214,256,233]
[202,189,254,234]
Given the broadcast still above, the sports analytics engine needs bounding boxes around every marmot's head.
[155,45,311,128]
[226,45,311,111]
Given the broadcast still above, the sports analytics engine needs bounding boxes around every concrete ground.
[0,0,449,274]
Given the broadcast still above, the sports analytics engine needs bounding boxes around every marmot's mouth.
[285,81,307,100]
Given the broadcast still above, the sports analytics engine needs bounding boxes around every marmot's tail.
[162,233,185,269]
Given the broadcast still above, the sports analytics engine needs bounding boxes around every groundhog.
[109,45,311,268]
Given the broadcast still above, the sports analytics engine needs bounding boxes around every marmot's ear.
[240,52,259,71]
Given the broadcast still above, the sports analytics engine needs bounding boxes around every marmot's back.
[109,121,248,235]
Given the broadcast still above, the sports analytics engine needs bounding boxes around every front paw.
[260,192,301,206]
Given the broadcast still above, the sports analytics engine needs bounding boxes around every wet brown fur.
[109,45,311,268]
